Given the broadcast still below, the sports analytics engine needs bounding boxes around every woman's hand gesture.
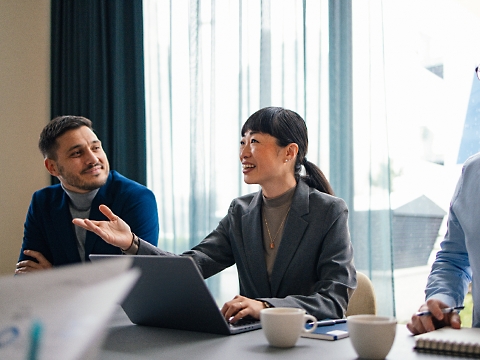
[72,204,133,250]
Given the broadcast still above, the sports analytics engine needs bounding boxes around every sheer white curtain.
[143,0,330,304]
[351,0,395,317]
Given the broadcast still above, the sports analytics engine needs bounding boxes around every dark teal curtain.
[51,0,147,185]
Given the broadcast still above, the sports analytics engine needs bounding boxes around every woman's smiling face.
[240,130,290,191]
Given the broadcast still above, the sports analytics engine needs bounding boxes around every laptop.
[89,254,261,335]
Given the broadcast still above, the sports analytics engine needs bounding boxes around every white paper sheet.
[0,257,139,360]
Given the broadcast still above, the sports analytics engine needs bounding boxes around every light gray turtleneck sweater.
[61,184,99,262]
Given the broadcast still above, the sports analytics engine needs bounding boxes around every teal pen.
[27,320,43,360]
[415,306,464,317]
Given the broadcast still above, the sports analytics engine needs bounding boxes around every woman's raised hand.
[72,204,133,250]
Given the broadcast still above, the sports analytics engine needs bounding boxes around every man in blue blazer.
[15,115,159,273]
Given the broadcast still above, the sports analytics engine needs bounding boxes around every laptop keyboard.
[229,316,260,328]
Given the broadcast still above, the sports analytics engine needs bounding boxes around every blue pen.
[415,306,464,317]
[316,319,347,326]
[27,320,43,360]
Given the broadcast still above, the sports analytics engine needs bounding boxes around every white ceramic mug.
[260,307,317,348]
[347,314,397,359]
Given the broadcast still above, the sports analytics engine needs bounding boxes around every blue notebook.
[301,320,349,341]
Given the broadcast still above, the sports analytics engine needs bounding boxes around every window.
[144,0,480,321]
[352,0,480,324]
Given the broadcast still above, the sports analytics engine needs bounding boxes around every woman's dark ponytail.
[301,159,334,196]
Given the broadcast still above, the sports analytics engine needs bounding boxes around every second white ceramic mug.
[347,314,397,359]
[260,307,317,348]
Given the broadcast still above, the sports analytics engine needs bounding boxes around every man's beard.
[58,163,109,191]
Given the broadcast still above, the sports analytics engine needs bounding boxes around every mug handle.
[303,315,318,333]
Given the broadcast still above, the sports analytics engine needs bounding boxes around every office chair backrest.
[346,271,377,316]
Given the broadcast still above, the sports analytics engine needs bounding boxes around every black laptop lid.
[89,254,260,335]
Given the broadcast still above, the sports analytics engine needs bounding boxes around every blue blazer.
[138,180,356,320]
[19,170,159,266]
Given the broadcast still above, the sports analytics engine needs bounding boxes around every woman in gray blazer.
[73,107,357,322]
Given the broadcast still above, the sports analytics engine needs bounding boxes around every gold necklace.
[263,207,291,249]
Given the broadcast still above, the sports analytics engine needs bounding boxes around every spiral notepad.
[414,327,480,357]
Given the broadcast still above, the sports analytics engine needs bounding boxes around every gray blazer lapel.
[242,191,272,296]
[270,181,310,295]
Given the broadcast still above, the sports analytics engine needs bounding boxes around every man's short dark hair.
[39,116,93,159]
